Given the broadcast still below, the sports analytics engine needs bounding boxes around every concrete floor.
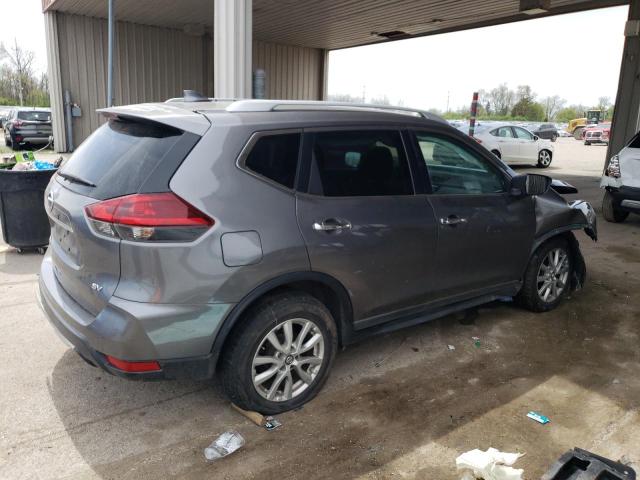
[1,138,639,479]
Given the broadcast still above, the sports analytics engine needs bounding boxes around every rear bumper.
[38,253,233,380]
[14,132,51,144]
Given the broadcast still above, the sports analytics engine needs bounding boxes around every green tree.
[556,107,580,123]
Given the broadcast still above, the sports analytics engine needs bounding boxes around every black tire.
[584,141,591,146]
[221,291,337,414]
[573,127,584,140]
[491,150,501,159]
[537,149,552,168]
[602,190,629,223]
[517,237,572,313]
[551,134,558,142]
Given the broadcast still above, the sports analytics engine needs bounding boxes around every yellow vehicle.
[567,110,605,140]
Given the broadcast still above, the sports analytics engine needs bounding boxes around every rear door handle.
[312,218,352,232]
[440,215,467,226]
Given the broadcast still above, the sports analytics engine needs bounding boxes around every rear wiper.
[57,171,96,187]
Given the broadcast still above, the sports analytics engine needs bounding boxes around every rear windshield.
[59,118,186,199]
[17,111,50,122]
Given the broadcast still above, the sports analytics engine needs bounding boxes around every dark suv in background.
[3,107,52,150]
[39,96,596,414]
[532,123,559,142]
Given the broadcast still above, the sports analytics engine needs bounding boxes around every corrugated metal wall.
[56,13,209,144]
[51,13,325,148]
[253,41,324,100]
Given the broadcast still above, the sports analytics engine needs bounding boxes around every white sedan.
[474,124,555,168]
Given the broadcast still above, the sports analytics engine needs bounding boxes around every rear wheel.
[518,237,572,312]
[584,141,591,146]
[537,149,552,168]
[221,292,337,414]
[573,127,584,140]
[602,190,629,223]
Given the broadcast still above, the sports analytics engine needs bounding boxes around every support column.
[43,11,67,152]
[607,0,640,162]
[214,0,252,99]
[320,49,329,100]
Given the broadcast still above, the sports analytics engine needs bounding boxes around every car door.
[492,126,520,163]
[410,130,535,300]
[296,128,439,328]
[513,126,539,163]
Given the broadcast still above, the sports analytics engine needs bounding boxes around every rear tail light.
[14,135,23,142]
[606,155,621,178]
[105,355,161,372]
[85,192,214,242]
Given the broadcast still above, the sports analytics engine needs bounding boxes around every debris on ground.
[204,431,245,462]
[541,448,636,480]
[527,411,550,424]
[472,337,481,348]
[448,345,456,351]
[456,447,524,480]
[232,403,282,431]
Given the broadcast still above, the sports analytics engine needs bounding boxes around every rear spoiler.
[97,103,211,136]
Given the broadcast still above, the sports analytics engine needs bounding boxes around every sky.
[0,0,48,74]
[328,5,629,111]
[0,1,629,111]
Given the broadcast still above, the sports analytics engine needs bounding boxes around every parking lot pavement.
[1,138,639,479]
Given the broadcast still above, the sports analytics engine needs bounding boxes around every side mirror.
[533,135,539,141]
[510,174,552,197]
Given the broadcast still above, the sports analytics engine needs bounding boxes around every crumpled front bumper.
[570,200,597,241]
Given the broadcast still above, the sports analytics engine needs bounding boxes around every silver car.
[39,96,597,414]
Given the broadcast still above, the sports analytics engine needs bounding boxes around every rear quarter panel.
[115,123,310,305]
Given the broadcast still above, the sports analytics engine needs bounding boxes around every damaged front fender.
[530,192,596,292]
[533,193,598,251]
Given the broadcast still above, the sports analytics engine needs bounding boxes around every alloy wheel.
[536,248,569,303]
[252,318,325,402]
[539,150,551,167]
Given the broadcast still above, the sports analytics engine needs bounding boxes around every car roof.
[100,99,450,135]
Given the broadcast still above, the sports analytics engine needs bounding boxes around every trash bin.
[0,169,56,252]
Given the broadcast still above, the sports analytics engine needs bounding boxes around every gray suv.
[39,96,597,414]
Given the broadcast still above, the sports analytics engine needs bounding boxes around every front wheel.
[221,292,337,414]
[517,237,572,312]
[537,149,552,168]
[602,190,629,223]
[551,134,558,142]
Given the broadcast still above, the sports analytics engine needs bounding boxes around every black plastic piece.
[542,448,636,480]
[0,169,56,249]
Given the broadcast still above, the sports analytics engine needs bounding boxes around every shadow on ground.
[48,266,640,479]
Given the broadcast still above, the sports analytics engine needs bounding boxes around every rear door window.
[243,133,301,189]
[493,127,514,138]
[308,130,413,197]
[59,118,191,200]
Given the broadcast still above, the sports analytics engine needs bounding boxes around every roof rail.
[225,99,442,121]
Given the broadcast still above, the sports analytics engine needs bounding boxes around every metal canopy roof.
[43,0,627,50]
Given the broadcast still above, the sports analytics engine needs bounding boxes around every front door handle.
[440,215,467,226]
[312,218,352,232]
